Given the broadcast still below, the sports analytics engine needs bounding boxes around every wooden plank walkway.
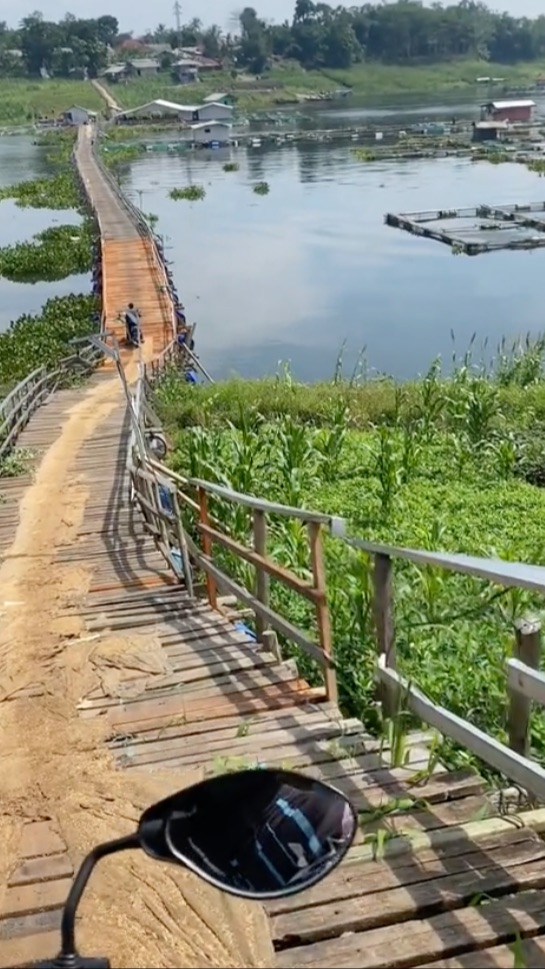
[76,126,174,369]
[2,131,545,969]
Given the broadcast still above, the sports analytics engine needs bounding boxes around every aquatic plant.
[0,172,81,210]
[100,143,146,168]
[0,223,94,283]
[152,336,545,773]
[0,294,99,386]
[253,181,270,195]
[223,162,240,172]
[169,185,206,201]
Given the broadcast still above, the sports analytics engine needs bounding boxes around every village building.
[203,92,235,106]
[61,105,97,126]
[127,58,161,77]
[480,99,536,123]
[190,121,232,146]
[113,99,198,123]
[113,99,234,125]
[472,120,509,143]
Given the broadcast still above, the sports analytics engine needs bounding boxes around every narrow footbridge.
[2,126,545,969]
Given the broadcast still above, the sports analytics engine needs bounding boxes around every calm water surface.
[3,129,545,379]
[0,135,89,333]
[122,143,545,380]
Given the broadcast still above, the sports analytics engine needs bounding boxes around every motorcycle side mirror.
[139,768,357,899]
[31,769,356,969]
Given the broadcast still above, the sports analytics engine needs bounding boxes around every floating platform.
[385,201,545,255]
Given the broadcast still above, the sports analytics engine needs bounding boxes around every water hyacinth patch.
[0,172,82,210]
[0,223,94,283]
[0,294,99,386]
[169,185,206,201]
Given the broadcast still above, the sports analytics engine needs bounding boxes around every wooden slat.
[19,823,66,860]
[275,887,545,968]
[1,880,72,920]
[0,930,60,968]
[271,835,545,945]
[8,856,73,887]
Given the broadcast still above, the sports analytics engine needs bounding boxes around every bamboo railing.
[0,342,104,463]
[127,354,545,801]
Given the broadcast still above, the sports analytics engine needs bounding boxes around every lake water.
[123,144,545,381]
[4,124,545,380]
[0,135,89,333]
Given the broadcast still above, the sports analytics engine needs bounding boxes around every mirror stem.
[61,834,140,956]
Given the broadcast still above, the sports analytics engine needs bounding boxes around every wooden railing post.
[373,553,397,720]
[253,510,269,634]
[308,522,337,705]
[508,616,541,757]
[253,510,280,659]
[198,486,217,609]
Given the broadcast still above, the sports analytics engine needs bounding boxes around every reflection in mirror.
[163,768,357,899]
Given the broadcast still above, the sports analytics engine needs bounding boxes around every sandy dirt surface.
[0,375,275,968]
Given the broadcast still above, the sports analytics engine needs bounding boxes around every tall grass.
[153,335,545,773]
[0,79,103,125]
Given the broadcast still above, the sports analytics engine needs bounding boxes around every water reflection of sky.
[124,144,545,381]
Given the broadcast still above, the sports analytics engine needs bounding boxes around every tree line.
[2,2,545,79]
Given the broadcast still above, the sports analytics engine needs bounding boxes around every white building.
[197,102,233,122]
[62,105,97,126]
[114,99,199,123]
[113,98,234,126]
[191,121,232,145]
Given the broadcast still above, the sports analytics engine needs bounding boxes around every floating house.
[472,120,508,142]
[190,121,232,146]
[480,99,535,123]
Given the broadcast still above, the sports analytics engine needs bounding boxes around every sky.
[2,0,543,36]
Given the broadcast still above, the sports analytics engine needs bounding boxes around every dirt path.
[0,376,274,968]
[91,78,122,114]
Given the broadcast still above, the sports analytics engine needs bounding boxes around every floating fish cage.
[385,201,545,254]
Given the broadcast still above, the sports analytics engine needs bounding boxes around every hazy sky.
[3,0,543,36]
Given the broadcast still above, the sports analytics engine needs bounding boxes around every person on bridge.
[124,303,144,346]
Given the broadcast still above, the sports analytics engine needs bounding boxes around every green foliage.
[0,172,81,210]
[169,185,206,201]
[0,448,36,477]
[253,181,270,195]
[223,162,240,172]
[0,223,94,283]
[0,15,118,86]
[0,80,104,124]
[100,143,146,168]
[153,338,545,772]
[236,2,545,71]
[0,294,99,385]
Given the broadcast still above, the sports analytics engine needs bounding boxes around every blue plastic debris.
[170,547,184,574]
[158,485,174,517]
[235,621,257,641]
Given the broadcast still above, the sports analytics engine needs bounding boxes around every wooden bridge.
[2,126,545,969]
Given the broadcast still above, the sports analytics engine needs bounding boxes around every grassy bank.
[106,58,545,113]
[0,79,103,126]
[152,341,545,775]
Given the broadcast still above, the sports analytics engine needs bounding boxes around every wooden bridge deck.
[2,134,545,969]
[76,127,174,369]
[2,383,545,967]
